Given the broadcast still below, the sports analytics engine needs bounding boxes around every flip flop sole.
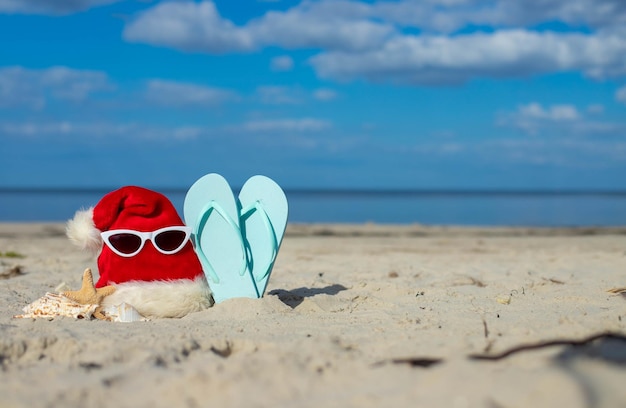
[184,174,258,303]
[238,175,288,297]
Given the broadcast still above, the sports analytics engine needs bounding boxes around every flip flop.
[238,175,289,297]
[184,173,258,303]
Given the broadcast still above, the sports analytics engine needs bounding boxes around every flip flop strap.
[241,200,278,281]
[194,200,247,284]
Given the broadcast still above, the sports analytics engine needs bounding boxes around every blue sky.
[1,0,625,191]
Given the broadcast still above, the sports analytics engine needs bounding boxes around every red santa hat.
[66,186,212,318]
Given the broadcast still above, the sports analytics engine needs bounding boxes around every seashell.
[101,302,147,322]
[14,292,97,319]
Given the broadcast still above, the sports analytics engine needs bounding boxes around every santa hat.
[66,186,212,318]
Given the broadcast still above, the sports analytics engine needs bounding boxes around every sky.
[1,0,625,191]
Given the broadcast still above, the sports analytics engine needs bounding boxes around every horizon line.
[2,186,626,197]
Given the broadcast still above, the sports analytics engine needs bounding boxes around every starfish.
[63,268,116,320]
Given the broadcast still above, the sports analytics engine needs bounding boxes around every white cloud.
[124,1,254,53]
[406,135,626,168]
[616,85,626,104]
[124,0,394,52]
[518,103,580,121]
[486,137,626,166]
[587,104,605,114]
[236,118,332,133]
[0,121,73,137]
[122,1,626,86]
[256,85,337,104]
[501,102,580,133]
[0,120,209,141]
[0,121,124,139]
[311,29,626,85]
[145,79,237,106]
[492,0,626,29]
[0,0,119,15]
[124,0,626,51]
[0,117,336,155]
[171,126,205,140]
[0,66,112,109]
[372,0,626,33]
[246,1,394,51]
[256,86,304,105]
[270,55,294,72]
[499,102,626,136]
[313,88,338,101]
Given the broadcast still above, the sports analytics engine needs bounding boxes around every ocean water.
[1,189,626,227]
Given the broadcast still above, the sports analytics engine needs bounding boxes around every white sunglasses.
[101,226,192,257]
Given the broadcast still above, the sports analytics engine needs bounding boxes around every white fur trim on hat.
[66,207,102,253]
[101,276,213,319]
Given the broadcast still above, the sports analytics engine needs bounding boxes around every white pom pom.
[66,207,102,253]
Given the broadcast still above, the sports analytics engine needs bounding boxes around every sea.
[2,188,626,227]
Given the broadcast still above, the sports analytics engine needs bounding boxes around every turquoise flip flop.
[238,175,289,297]
[184,173,259,303]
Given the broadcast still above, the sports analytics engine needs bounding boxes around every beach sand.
[1,222,625,407]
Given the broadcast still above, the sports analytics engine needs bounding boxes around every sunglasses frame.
[101,226,192,257]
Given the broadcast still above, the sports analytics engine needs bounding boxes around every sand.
[1,222,625,408]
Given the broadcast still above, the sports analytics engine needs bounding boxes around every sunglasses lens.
[154,230,187,252]
[108,233,142,255]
